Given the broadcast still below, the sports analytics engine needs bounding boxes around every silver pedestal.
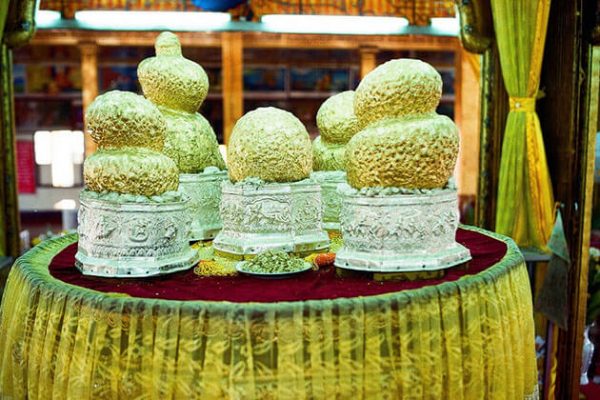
[178,170,228,241]
[311,171,345,231]
[213,180,330,255]
[335,187,471,272]
[76,196,199,277]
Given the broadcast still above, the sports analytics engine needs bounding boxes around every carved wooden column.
[221,32,243,145]
[79,42,98,156]
[359,46,378,79]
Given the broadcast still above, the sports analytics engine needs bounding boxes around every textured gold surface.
[161,107,225,173]
[316,90,360,144]
[138,32,209,113]
[84,147,179,196]
[312,136,346,171]
[354,59,442,128]
[346,114,459,189]
[227,107,312,183]
[85,90,166,151]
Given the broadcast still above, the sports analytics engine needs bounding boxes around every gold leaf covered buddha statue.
[335,59,471,273]
[346,59,459,189]
[138,32,227,240]
[76,90,199,277]
[138,31,225,173]
[214,107,329,256]
[227,107,313,183]
[311,90,362,230]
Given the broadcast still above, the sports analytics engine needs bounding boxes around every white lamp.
[430,17,459,36]
[74,11,231,31]
[33,130,52,165]
[50,130,75,188]
[35,10,62,28]
[261,14,409,35]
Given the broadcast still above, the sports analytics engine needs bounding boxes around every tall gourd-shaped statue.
[214,107,330,256]
[76,90,199,277]
[335,59,471,273]
[310,90,361,230]
[138,32,227,241]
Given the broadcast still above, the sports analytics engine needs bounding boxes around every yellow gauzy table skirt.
[0,229,538,399]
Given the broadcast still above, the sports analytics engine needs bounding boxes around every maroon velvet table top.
[48,228,508,303]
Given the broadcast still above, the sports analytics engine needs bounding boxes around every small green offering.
[240,251,308,274]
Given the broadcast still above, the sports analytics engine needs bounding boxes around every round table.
[0,226,538,399]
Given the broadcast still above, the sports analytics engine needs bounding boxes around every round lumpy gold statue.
[316,91,361,144]
[312,91,360,172]
[227,107,312,183]
[312,136,346,171]
[347,58,459,189]
[346,115,459,189]
[138,32,209,114]
[84,148,179,196]
[138,32,224,173]
[85,91,166,151]
[354,59,442,128]
[160,108,226,173]
[83,89,179,196]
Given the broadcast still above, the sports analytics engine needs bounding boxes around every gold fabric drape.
[491,0,554,250]
[0,227,538,399]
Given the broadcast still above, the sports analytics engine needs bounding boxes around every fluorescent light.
[74,11,231,31]
[35,10,62,28]
[51,130,75,188]
[261,14,409,35]
[71,130,85,164]
[430,17,459,36]
[34,131,52,165]
[35,130,84,187]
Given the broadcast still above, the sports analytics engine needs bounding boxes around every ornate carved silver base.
[335,187,471,272]
[178,170,228,241]
[76,196,199,277]
[311,171,345,231]
[214,180,330,255]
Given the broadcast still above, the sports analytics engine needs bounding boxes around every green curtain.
[491,0,554,250]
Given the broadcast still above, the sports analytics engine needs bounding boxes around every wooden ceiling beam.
[31,29,459,51]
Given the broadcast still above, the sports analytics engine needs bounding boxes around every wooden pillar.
[456,48,480,198]
[79,42,98,156]
[359,46,378,79]
[221,32,243,145]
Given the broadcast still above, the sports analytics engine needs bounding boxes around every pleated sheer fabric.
[0,230,538,399]
[491,0,554,250]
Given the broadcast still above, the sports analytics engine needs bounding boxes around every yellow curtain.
[0,229,539,399]
[491,0,554,250]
